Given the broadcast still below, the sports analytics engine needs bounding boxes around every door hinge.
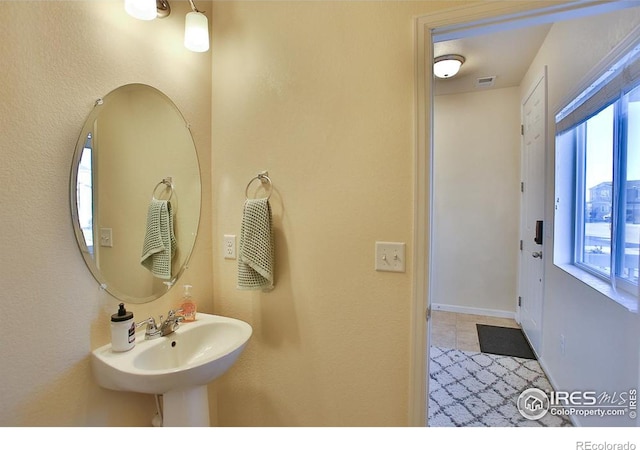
[520,240,523,251]
[426,306,431,321]
[518,296,522,307]
[521,124,524,136]
[521,182,524,193]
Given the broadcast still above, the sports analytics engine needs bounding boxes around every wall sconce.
[184,0,210,53]
[433,54,465,79]
[124,0,170,21]
[124,0,209,53]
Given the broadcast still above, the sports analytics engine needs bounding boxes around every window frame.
[572,92,638,298]
[554,34,640,311]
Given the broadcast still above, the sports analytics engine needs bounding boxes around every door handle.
[532,251,543,259]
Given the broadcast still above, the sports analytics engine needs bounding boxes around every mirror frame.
[69,84,201,303]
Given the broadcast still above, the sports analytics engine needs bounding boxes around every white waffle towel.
[237,198,274,291]
[140,199,176,280]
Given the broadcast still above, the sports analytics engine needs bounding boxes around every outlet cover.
[375,242,406,272]
[224,234,236,260]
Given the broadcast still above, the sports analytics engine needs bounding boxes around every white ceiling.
[433,24,552,96]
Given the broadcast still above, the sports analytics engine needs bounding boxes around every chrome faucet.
[159,308,184,337]
[136,317,161,340]
[136,308,184,340]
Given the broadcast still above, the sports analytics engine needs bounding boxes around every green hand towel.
[237,198,274,291]
[140,199,176,280]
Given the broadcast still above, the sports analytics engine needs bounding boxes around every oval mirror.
[70,84,201,303]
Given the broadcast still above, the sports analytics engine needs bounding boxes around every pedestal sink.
[91,313,252,426]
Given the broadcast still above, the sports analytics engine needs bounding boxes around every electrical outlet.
[375,242,406,272]
[224,235,236,259]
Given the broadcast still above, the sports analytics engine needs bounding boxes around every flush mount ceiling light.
[434,54,465,79]
[124,0,209,53]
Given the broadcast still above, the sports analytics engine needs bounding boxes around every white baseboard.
[431,303,516,320]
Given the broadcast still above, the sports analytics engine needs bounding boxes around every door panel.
[519,73,546,356]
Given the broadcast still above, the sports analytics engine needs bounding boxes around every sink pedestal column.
[162,385,210,426]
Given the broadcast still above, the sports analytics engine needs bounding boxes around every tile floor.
[430,310,520,353]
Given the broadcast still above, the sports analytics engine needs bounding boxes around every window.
[574,92,640,287]
[577,104,614,277]
[555,39,640,304]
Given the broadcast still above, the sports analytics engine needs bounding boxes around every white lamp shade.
[125,0,157,21]
[184,11,210,53]
[434,58,463,79]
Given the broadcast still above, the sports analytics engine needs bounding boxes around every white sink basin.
[91,313,252,426]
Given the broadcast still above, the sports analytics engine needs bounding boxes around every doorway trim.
[410,0,636,427]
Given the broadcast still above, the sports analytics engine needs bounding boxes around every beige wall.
[209,1,457,426]
[432,87,521,316]
[0,1,212,426]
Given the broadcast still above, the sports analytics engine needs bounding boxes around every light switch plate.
[100,228,113,248]
[375,242,406,272]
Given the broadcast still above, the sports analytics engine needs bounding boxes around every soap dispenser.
[180,284,197,322]
[111,303,135,352]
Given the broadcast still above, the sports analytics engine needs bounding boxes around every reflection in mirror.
[70,84,201,304]
[77,133,95,256]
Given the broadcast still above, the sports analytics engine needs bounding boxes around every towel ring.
[245,171,272,200]
[152,177,174,201]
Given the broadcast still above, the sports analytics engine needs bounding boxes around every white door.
[519,72,546,356]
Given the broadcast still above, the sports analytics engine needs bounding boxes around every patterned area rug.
[428,346,572,427]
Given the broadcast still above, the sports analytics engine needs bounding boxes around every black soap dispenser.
[110,303,135,352]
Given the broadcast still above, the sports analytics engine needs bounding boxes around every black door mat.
[476,324,536,360]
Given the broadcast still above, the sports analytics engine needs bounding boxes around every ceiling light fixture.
[124,0,209,53]
[434,54,465,79]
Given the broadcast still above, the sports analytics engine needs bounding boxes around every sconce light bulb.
[184,11,210,53]
[125,0,157,21]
